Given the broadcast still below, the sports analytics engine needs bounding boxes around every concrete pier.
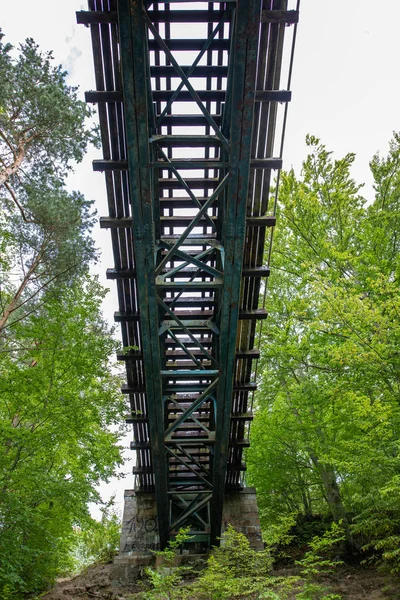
[112,487,263,584]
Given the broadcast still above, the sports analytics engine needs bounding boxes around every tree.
[0,276,125,595]
[247,135,400,564]
[74,501,121,567]
[0,31,99,334]
[0,32,125,596]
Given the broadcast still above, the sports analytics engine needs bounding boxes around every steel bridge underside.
[78,0,298,548]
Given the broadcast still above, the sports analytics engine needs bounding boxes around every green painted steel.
[211,0,263,546]
[117,0,170,548]
[79,0,298,550]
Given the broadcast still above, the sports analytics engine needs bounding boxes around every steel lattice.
[78,0,298,549]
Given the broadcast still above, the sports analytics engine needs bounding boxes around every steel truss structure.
[78,0,298,548]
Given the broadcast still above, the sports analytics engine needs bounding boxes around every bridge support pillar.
[222,487,263,551]
[112,490,158,585]
[119,490,160,554]
[112,487,263,584]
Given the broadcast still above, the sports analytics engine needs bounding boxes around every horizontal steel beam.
[76,10,117,24]
[130,439,250,450]
[108,266,269,280]
[100,216,276,229]
[85,89,290,106]
[153,90,226,102]
[262,9,299,23]
[93,157,282,171]
[150,135,221,147]
[148,38,230,51]
[126,412,253,424]
[115,308,268,322]
[85,90,123,103]
[115,348,260,361]
[152,159,228,169]
[150,65,228,77]
[147,10,229,23]
[162,382,257,393]
[255,90,292,103]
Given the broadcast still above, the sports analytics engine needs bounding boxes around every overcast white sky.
[2,0,400,517]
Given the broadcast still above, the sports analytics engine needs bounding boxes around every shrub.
[189,526,274,600]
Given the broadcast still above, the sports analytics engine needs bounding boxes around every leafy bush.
[73,502,121,567]
[352,477,400,572]
[296,522,345,579]
[142,527,192,600]
[132,525,349,600]
[294,522,345,600]
[189,526,274,600]
[212,525,272,577]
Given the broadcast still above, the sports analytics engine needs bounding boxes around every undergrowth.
[137,523,345,600]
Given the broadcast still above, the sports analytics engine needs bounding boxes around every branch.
[3,181,34,223]
[0,128,17,158]
[0,242,47,332]
[13,261,81,313]
[0,260,82,332]
[0,140,25,186]
[9,107,22,123]
[1,446,23,494]
[0,301,47,332]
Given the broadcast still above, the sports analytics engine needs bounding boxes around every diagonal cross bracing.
[78,0,299,549]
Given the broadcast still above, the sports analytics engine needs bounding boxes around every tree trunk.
[309,451,353,546]
[0,144,25,186]
[0,244,46,332]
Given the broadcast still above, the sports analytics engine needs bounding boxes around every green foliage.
[122,344,140,354]
[0,31,121,596]
[247,133,400,570]
[258,592,282,600]
[262,512,297,550]
[296,523,345,579]
[142,528,192,600]
[144,567,183,600]
[351,475,400,572]
[74,501,121,567]
[0,277,125,596]
[291,523,345,600]
[189,527,273,600]
[211,525,272,577]
[133,527,349,600]
[142,527,276,600]
[0,31,98,176]
[0,30,99,334]
[296,587,342,600]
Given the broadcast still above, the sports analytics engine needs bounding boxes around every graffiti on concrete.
[122,514,158,553]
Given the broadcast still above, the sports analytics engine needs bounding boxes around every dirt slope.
[41,563,400,600]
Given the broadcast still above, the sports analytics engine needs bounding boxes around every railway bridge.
[77,0,298,558]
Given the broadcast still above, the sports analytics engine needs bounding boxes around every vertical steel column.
[211,0,262,546]
[78,0,299,552]
[117,0,169,548]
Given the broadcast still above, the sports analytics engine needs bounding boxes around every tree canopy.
[247,133,400,570]
[0,31,99,334]
[0,278,124,593]
[0,32,125,597]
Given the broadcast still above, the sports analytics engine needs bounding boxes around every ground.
[40,562,400,600]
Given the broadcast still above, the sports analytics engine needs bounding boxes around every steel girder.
[78,0,298,549]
